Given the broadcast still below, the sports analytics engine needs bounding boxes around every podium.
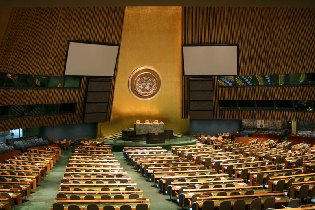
[122,120,174,143]
[146,132,165,144]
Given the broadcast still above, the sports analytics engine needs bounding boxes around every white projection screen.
[65,42,119,76]
[183,45,238,75]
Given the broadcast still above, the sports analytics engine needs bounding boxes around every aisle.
[114,152,180,210]
[16,150,71,210]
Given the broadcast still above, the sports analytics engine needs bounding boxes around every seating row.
[0,145,61,209]
[52,143,150,210]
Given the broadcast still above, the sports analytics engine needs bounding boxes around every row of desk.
[52,144,150,210]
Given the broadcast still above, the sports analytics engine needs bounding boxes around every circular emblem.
[128,67,161,100]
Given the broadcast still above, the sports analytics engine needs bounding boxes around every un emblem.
[128,67,161,100]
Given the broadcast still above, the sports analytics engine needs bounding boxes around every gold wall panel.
[99,6,189,137]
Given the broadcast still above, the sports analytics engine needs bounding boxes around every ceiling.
[0,0,315,8]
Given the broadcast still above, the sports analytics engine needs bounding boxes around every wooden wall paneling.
[0,7,125,130]
[183,7,315,75]
[217,87,315,100]
[183,7,315,121]
[219,110,315,122]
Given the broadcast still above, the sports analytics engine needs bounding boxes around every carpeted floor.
[15,150,180,210]
[113,152,180,210]
[16,150,71,210]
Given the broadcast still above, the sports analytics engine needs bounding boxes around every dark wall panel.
[190,80,213,90]
[84,113,107,123]
[190,111,214,119]
[39,123,97,140]
[88,82,112,92]
[190,101,213,110]
[190,92,214,101]
[190,119,241,135]
[85,103,108,113]
[86,92,110,102]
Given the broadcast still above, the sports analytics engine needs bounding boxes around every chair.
[60,186,70,191]
[101,187,110,191]
[120,205,132,210]
[227,165,234,177]
[217,191,227,196]
[53,203,64,210]
[226,183,235,187]
[73,188,82,191]
[125,186,135,191]
[256,173,264,185]
[233,199,246,210]
[68,205,80,210]
[240,169,248,183]
[129,194,139,199]
[114,195,124,200]
[87,204,99,210]
[70,195,81,200]
[0,192,13,209]
[214,162,221,173]
[103,206,115,210]
[136,204,148,210]
[219,200,231,210]
[205,158,212,168]
[96,180,104,184]
[213,184,222,188]
[230,191,240,195]
[249,198,261,210]
[274,179,285,192]
[120,179,128,183]
[285,178,295,191]
[244,190,254,195]
[178,178,186,182]
[101,195,111,200]
[295,158,303,167]
[287,198,300,208]
[263,197,275,210]
[56,193,67,199]
[307,185,315,204]
[84,195,94,200]
[200,184,209,189]
[195,156,202,164]
[203,200,215,210]
[296,184,309,204]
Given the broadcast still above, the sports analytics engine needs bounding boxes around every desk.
[134,122,164,135]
